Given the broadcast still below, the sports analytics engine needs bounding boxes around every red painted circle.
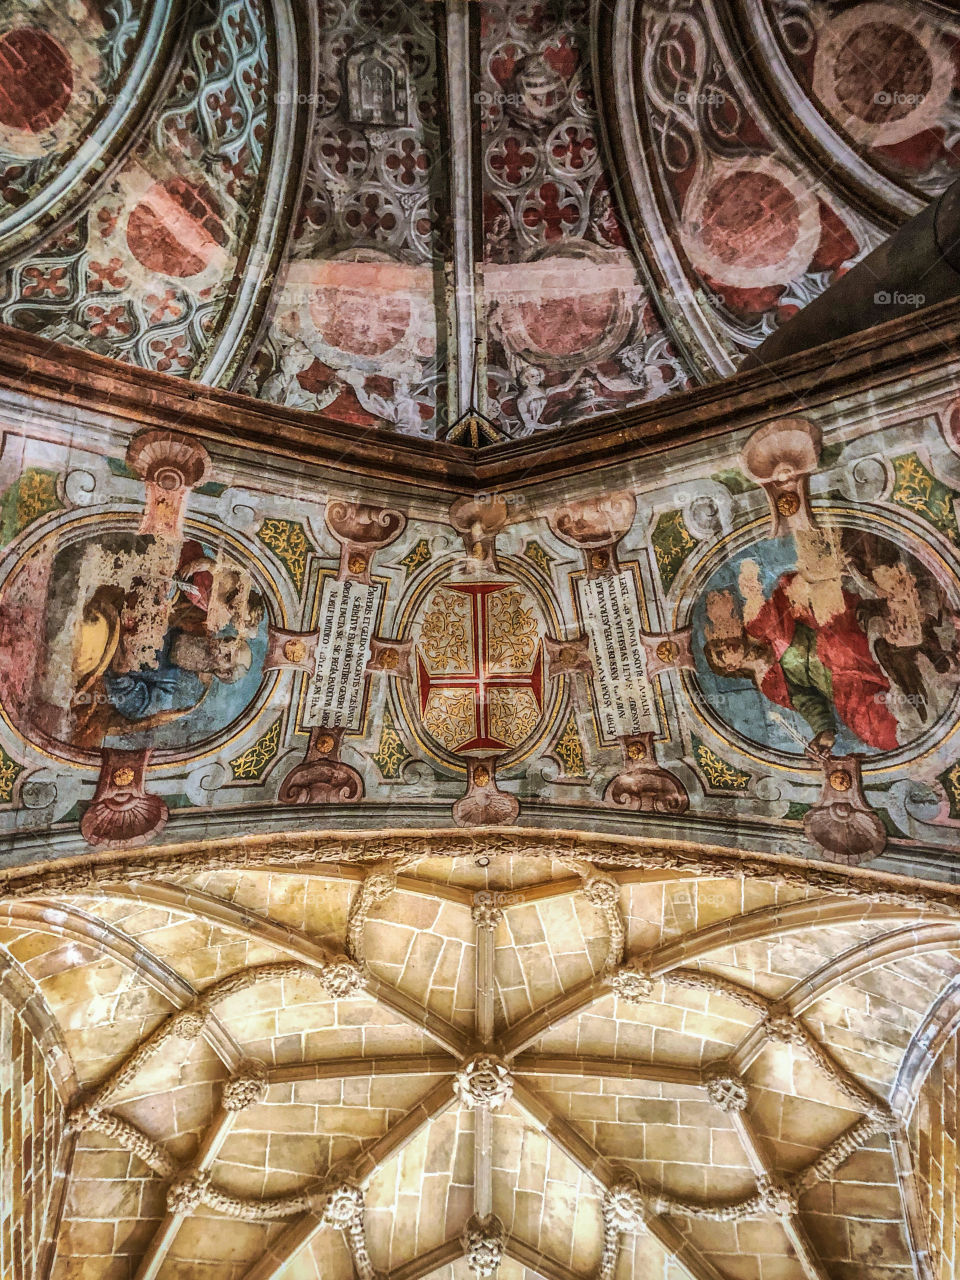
[834,22,932,124]
[0,28,73,133]
[126,178,227,278]
[309,288,411,357]
[514,291,620,359]
[698,170,800,271]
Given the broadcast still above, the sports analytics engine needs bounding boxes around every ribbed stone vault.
[1,832,958,1279]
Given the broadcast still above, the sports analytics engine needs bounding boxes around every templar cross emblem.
[416,582,544,754]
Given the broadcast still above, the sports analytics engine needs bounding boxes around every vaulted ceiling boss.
[3,1,960,1279]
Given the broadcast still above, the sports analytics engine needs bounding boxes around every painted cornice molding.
[0,297,957,493]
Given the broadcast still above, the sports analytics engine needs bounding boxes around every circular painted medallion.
[688,524,960,761]
[0,523,272,762]
[813,4,955,147]
[126,178,228,278]
[680,157,820,290]
[0,29,73,133]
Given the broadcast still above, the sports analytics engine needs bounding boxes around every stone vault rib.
[95,879,471,1055]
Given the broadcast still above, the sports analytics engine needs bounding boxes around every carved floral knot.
[66,1103,100,1134]
[607,961,654,1004]
[167,1171,210,1215]
[756,1175,798,1219]
[347,553,367,575]
[603,1180,647,1231]
[867,1104,900,1133]
[222,1059,268,1111]
[704,1066,748,1113]
[471,900,504,929]
[582,876,620,907]
[762,1011,805,1045]
[775,492,800,517]
[364,870,398,903]
[320,958,365,998]
[462,1213,505,1276]
[173,1006,208,1040]
[454,1055,514,1110]
[321,1179,364,1227]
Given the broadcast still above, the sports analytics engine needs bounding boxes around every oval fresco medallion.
[688,523,960,761]
[398,568,558,767]
[0,521,272,762]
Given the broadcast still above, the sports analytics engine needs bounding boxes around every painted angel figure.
[513,358,584,435]
[340,368,433,438]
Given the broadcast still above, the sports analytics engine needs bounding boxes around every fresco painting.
[0,381,957,879]
[0,0,957,445]
[692,527,960,759]
[30,531,267,753]
[0,0,273,379]
[768,0,960,190]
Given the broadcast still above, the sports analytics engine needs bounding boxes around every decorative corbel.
[278,728,364,805]
[325,500,406,584]
[603,731,688,814]
[547,491,636,580]
[740,417,822,536]
[803,753,886,864]
[80,749,168,847]
[449,494,509,573]
[126,429,211,541]
[453,758,519,826]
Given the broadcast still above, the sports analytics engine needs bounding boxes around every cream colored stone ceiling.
[1,839,958,1280]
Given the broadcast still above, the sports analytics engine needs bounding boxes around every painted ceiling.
[0,0,958,441]
[5,7,960,1279]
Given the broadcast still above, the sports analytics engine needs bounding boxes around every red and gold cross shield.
[415,582,544,755]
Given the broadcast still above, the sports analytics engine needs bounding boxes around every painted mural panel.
[478,0,693,436]
[0,0,152,224]
[691,526,960,761]
[2,368,960,880]
[635,0,884,355]
[759,0,960,195]
[1,528,269,757]
[247,0,450,437]
[0,0,273,378]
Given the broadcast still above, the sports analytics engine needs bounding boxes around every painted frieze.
[2,364,960,884]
